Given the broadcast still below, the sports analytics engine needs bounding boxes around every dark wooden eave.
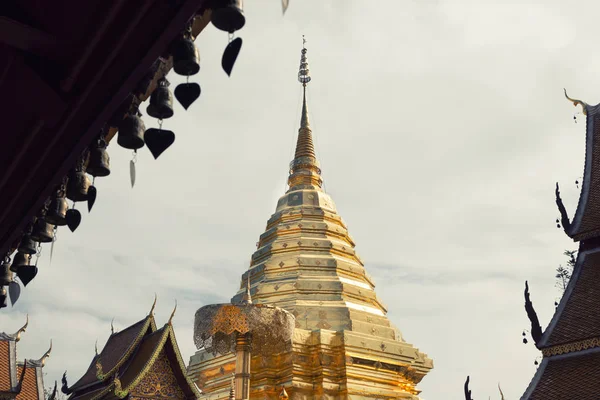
[0,0,209,259]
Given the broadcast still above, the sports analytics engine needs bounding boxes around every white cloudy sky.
[2,0,600,398]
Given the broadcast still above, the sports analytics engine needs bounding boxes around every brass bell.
[172,35,200,76]
[87,139,111,177]
[147,77,174,119]
[211,0,246,33]
[1,259,12,286]
[66,170,90,202]
[46,194,69,226]
[10,252,31,273]
[31,218,54,243]
[18,234,37,255]
[117,112,146,150]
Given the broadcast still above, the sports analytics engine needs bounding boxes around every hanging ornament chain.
[34,243,42,267]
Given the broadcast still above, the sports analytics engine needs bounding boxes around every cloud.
[2,0,597,399]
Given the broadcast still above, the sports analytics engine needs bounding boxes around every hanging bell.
[172,36,200,76]
[10,252,31,273]
[1,259,12,286]
[147,78,174,119]
[66,170,90,202]
[46,194,69,226]
[18,234,38,255]
[211,0,246,33]
[87,141,111,177]
[31,218,54,243]
[117,112,146,150]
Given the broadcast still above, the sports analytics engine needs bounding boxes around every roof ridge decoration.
[48,380,58,400]
[111,318,115,335]
[164,322,203,398]
[0,314,28,341]
[149,293,157,316]
[28,339,51,368]
[524,281,543,347]
[168,300,177,325]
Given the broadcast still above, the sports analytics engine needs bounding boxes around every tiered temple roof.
[62,301,200,400]
[0,316,54,400]
[188,43,432,400]
[519,94,600,398]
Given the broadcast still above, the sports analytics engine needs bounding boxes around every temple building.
[61,300,201,400]
[0,316,55,400]
[516,93,600,398]
[188,44,433,399]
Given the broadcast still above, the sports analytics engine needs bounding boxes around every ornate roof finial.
[94,339,99,356]
[149,293,157,316]
[240,274,252,304]
[95,358,105,380]
[564,88,588,115]
[168,300,177,325]
[33,340,52,367]
[13,314,28,342]
[110,318,115,335]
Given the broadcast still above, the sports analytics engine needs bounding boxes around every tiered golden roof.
[189,41,432,400]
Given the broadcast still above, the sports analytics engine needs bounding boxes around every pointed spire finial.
[288,37,322,191]
[12,314,28,342]
[37,340,52,367]
[564,88,588,115]
[240,274,252,304]
[149,293,157,316]
[110,318,115,335]
[279,386,289,399]
[168,300,177,325]
[95,339,98,356]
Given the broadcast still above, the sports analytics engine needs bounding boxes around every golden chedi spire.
[288,37,323,192]
[190,37,432,400]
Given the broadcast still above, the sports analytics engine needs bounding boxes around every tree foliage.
[555,249,577,293]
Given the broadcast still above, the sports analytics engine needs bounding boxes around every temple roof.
[67,305,200,400]
[0,317,53,400]
[69,315,156,392]
[522,347,600,399]
[559,94,600,242]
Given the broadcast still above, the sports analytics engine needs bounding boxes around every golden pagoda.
[188,40,433,400]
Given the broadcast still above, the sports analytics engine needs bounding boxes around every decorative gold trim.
[122,325,171,393]
[114,377,128,399]
[542,336,600,356]
[166,324,203,397]
[95,358,104,380]
[168,301,177,325]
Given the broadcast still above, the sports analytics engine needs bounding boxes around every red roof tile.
[15,365,39,400]
[0,341,11,392]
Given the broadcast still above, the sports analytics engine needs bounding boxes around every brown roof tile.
[571,111,600,241]
[15,365,39,400]
[0,340,11,392]
[527,350,600,399]
[70,317,152,391]
[545,251,600,347]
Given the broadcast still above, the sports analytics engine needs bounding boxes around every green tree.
[555,249,577,293]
